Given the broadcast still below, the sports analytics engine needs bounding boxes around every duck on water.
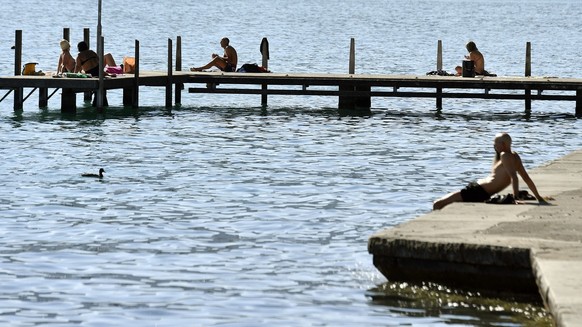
[82,168,105,178]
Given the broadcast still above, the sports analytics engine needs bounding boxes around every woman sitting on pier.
[465,41,485,75]
[74,41,117,77]
[57,39,75,74]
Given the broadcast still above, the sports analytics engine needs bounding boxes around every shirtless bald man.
[191,37,238,72]
[433,132,548,210]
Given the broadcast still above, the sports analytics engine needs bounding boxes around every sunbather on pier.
[465,41,485,75]
[57,39,75,74]
[433,132,548,210]
[74,41,117,77]
[190,37,238,72]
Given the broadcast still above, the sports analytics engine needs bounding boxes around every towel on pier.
[426,70,455,76]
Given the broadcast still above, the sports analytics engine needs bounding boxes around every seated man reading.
[433,132,548,210]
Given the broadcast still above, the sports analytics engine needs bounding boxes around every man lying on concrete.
[433,132,549,210]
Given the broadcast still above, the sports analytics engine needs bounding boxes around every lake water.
[1,1,581,326]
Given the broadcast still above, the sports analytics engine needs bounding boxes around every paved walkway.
[368,150,582,327]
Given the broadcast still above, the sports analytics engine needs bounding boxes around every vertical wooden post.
[63,28,70,41]
[175,36,182,105]
[134,40,140,108]
[166,38,173,108]
[39,88,48,107]
[576,88,582,118]
[83,28,92,101]
[436,88,443,110]
[525,42,532,77]
[96,36,105,109]
[83,28,90,49]
[525,42,532,113]
[437,40,443,71]
[61,88,76,113]
[261,37,269,106]
[349,38,355,74]
[14,30,23,111]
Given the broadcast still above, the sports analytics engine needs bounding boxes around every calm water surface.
[1,1,581,326]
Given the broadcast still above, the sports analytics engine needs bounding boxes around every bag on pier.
[237,63,269,73]
[22,62,39,75]
[123,57,135,74]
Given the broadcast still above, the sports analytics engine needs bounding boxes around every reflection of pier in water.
[2,29,581,117]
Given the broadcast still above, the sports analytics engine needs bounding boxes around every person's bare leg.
[433,191,463,210]
[191,57,227,71]
[104,53,116,66]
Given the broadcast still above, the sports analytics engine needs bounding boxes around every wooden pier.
[2,29,582,117]
[2,71,581,117]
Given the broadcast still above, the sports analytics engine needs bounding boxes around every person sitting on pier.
[433,132,548,210]
[464,41,485,75]
[74,41,117,77]
[190,37,238,72]
[57,39,76,74]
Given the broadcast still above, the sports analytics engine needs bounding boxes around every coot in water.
[82,168,105,178]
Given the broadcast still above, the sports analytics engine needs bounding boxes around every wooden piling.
[261,37,269,106]
[525,42,532,77]
[339,38,371,116]
[349,38,355,74]
[175,36,182,106]
[437,40,443,71]
[63,28,70,42]
[13,30,23,111]
[39,88,48,107]
[83,28,92,101]
[525,42,532,112]
[576,88,582,118]
[96,36,105,110]
[134,40,140,108]
[166,38,173,108]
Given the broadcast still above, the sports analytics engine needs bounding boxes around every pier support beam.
[261,37,269,106]
[61,89,76,113]
[339,84,371,116]
[576,88,582,118]
[13,30,23,111]
[39,88,48,107]
[436,87,443,110]
[166,38,173,108]
[338,38,371,116]
[175,36,182,106]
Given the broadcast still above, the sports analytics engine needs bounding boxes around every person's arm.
[514,152,547,203]
[500,151,520,197]
[74,54,82,73]
[57,55,63,73]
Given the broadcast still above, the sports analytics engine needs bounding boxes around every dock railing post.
[437,40,443,71]
[525,42,532,112]
[13,30,23,111]
[166,38,173,108]
[260,37,269,106]
[175,36,182,106]
[83,28,92,101]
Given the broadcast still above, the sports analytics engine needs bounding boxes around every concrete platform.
[368,150,582,327]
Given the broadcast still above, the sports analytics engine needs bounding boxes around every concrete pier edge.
[368,149,582,327]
